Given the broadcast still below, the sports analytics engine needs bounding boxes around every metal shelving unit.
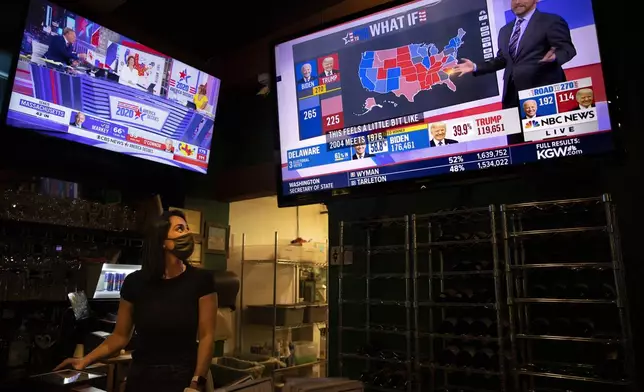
[502,194,636,391]
[338,216,413,392]
[237,232,328,371]
[413,206,508,392]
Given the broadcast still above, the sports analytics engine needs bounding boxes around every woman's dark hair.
[141,209,187,281]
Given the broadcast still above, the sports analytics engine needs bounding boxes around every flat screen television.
[4,0,220,173]
[274,0,617,204]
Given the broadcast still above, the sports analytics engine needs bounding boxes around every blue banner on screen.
[274,0,615,196]
[5,0,221,173]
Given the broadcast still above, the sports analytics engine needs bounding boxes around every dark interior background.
[0,0,641,385]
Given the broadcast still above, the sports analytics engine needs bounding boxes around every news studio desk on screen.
[8,60,213,172]
[283,76,613,196]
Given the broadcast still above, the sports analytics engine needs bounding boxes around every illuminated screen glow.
[6,0,220,173]
[275,0,613,196]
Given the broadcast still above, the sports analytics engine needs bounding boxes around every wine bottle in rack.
[531,284,549,298]
[474,260,491,271]
[550,317,572,336]
[571,318,595,337]
[438,289,463,302]
[455,317,474,335]
[452,260,474,271]
[552,282,568,298]
[474,288,493,303]
[570,282,590,298]
[600,283,617,299]
[472,348,498,370]
[471,317,493,336]
[438,317,458,334]
[531,317,550,335]
[438,345,460,366]
[460,288,475,302]
[456,346,476,367]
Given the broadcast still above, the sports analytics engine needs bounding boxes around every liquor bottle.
[571,318,595,337]
[438,289,463,302]
[531,317,550,335]
[472,348,498,370]
[438,345,460,366]
[456,346,476,367]
[471,318,493,336]
[438,317,458,334]
[455,317,474,335]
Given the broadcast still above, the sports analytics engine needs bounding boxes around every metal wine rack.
[338,216,414,392]
[502,194,636,391]
[413,206,508,392]
[336,208,509,392]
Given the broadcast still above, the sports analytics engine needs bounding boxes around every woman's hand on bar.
[53,357,88,371]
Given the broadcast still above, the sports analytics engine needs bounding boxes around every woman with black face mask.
[55,210,218,392]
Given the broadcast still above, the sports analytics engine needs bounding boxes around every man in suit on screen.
[429,122,458,147]
[320,57,339,76]
[452,0,576,138]
[297,63,315,84]
[44,28,86,66]
[523,100,538,118]
[571,88,595,111]
[352,142,373,159]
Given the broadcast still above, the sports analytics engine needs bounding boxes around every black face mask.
[167,233,194,261]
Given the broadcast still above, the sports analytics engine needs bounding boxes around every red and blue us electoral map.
[359,28,466,107]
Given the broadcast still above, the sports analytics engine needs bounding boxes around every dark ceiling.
[57,0,348,65]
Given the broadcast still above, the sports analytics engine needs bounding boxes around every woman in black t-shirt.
[55,210,218,392]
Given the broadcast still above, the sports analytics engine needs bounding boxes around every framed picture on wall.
[205,222,229,255]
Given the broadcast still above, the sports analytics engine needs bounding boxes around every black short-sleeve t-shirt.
[120,264,216,365]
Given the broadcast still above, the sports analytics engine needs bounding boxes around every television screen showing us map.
[298,0,500,128]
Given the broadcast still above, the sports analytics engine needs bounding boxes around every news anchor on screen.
[320,57,339,76]
[429,122,458,147]
[571,88,595,111]
[523,100,538,118]
[71,112,85,128]
[352,143,373,159]
[43,27,86,66]
[452,0,576,110]
[193,85,208,110]
[119,56,140,87]
[297,63,315,83]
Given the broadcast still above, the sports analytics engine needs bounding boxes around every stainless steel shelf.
[430,270,495,277]
[419,301,497,308]
[503,196,604,210]
[517,369,630,385]
[342,299,411,307]
[502,194,635,392]
[341,326,410,336]
[509,226,607,237]
[243,259,328,268]
[510,262,613,270]
[340,353,411,364]
[515,333,620,343]
[418,238,492,247]
[423,333,501,342]
[513,298,615,304]
[421,364,501,376]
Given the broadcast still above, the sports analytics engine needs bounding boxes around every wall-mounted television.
[274,0,616,204]
[4,0,220,173]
